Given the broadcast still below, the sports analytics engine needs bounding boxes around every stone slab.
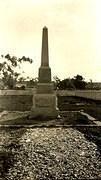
[29,108,58,119]
[37,83,54,94]
[33,94,57,108]
[29,94,58,119]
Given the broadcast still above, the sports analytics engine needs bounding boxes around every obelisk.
[30,26,58,119]
[38,26,51,83]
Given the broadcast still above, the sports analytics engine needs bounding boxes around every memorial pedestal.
[30,93,58,119]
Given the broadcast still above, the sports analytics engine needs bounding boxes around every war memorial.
[29,26,58,119]
[0,27,101,125]
[0,27,100,180]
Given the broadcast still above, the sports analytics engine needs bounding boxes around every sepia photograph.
[0,0,101,179]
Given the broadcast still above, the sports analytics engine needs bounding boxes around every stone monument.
[29,26,58,119]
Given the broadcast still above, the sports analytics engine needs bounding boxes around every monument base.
[29,94,58,119]
[37,82,54,94]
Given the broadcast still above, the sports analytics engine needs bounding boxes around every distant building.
[86,82,101,90]
[16,81,28,88]
[16,80,37,89]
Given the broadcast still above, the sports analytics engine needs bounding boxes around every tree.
[53,76,61,89]
[53,74,87,90]
[27,78,38,88]
[53,77,75,90]
[72,74,87,89]
[0,54,33,89]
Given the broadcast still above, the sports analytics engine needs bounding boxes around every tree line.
[53,75,87,90]
[0,54,98,90]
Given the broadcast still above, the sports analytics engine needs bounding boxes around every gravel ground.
[0,127,101,180]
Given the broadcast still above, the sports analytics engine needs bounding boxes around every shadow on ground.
[74,126,101,155]
[0,127,26,179]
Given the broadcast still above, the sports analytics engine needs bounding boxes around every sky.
[0,0,101,82]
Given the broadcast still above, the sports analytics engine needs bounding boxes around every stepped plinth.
[29,26,58,119]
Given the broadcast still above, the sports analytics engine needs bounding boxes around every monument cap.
[43,26,47,29]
